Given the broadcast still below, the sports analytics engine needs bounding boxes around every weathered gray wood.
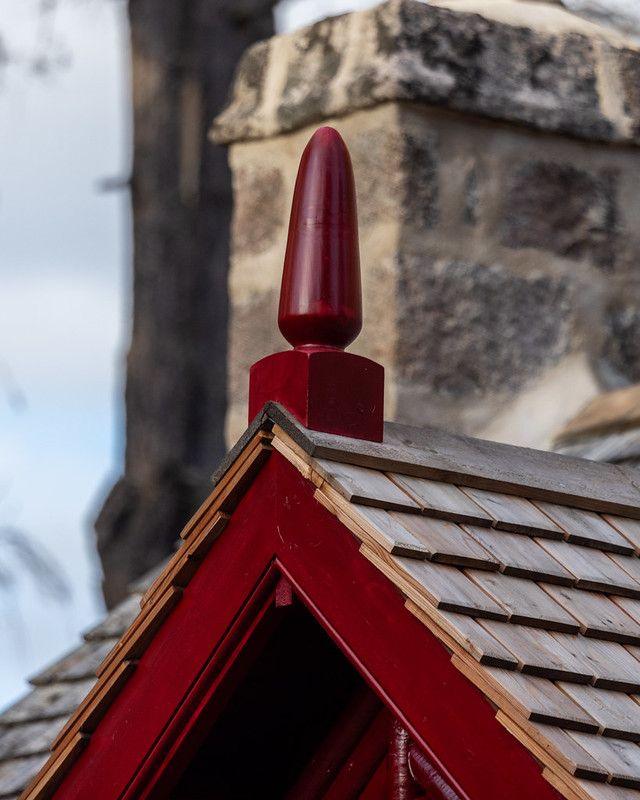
[29,640,118,687]
[389,514,499,570]
[351,505,429,557]
[605,516,640,557]
[535,503,634,555]
[462,488,563,537]
[464,526,573,585]
[550,633,640,693]
[537,540,640,598]
[0,681,96,726]
[526,722,608,780]
[479,621,593,683]
[430,609,518,668]
[614,597,640,626]
[82,595,142,642]
[269,405,640,518]
[315,458,420,511]
[610,554,640,587]
[0,718,65,761]
[389,474,492,525]
[0,754,49,796]
[568,732,640,788]
[542,585,640,645]
[576,780,640,800]
[483,668,597,731]
[560,684,640,742]
[466,572,579,633]
[396,558,508,620]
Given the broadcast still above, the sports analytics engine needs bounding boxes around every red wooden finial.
[278,126,362,350]
[248,127,384,441]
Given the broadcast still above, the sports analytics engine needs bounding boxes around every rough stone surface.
[602,299,640,383]
[396,259,573,396]
[500,161,618,269]
[213,0,640,147]
[217,1,640,449]
[232,164,285,255]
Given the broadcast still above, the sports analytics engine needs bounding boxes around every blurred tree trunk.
[95,0,275,608]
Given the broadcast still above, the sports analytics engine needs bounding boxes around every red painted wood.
[360,757,388,800]
[53,454,564,800]
[248,126,384,441]
[275,575,294,607]
[278,127,361,350]
[284,684,380,799]
[322,710,388,799]
[388,720,419,800]
[248,348,384,440]
[408,746,464,800]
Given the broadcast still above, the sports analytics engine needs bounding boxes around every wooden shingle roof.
[9,403,640,799]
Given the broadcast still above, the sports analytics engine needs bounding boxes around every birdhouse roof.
[6,403,640,799]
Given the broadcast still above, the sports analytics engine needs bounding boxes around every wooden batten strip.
[97,587,183,679]
[496,712,608,782]
[543,768,591,800]
[452,656,597,733]
[22,732,89,800]
[50,660,137,753]
[405,599,518,669]
[179,432,272,540]
[314,485,428,558]
[141,513,229,609]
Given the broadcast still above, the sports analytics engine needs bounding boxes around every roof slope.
[0,568,165,800]
[11,404,640,799]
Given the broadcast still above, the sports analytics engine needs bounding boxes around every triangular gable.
[17,404,640,800]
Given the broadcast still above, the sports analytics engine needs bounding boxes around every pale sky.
[0,0,378,712]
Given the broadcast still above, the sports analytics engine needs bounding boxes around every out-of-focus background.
[1,0,640,714]
[0,0,380,713]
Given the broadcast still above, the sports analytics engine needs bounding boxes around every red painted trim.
[323,710,388,799]
[126,565,280,800]
[388,720,419,800]
[53,455,563,800]
[408,745,464,800]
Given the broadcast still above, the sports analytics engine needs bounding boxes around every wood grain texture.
[537,541,640,598]
[396,557,509,620]
[497,714,608,780]
[605,517,640,557]
[275,406,640,518]
[536,504,634,556]
[549,633,640,693]
[567,733,640,788]
[542,585,640,645]
[465,525,574,584]
[466,571,579,633]
[479,622,593,683]
[462,488,563,537]
[405,600,518,668]
[454,657,597,732]
[388,474,492,525]
[389,514,500,569]
[341,502,429,557]
[314,458,420,511]
[559,684,640,742]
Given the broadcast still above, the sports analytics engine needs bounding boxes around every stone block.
[396,258,573,397]
[500,162,618,269]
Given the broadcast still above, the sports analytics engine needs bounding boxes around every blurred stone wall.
[213,0,640,450]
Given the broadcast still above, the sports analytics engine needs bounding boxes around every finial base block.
[249,348,384,441]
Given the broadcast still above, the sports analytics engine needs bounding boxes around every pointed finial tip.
[278,127,362,350]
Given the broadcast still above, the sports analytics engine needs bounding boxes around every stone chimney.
[212,0,640,449]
